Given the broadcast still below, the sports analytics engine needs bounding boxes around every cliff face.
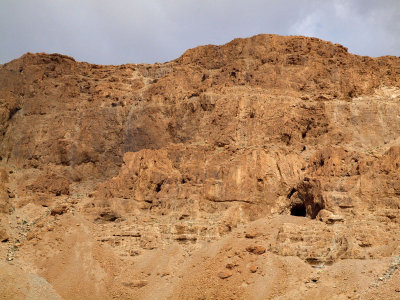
[1,34,400,299]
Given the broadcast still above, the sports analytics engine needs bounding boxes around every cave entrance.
[290,203,307,217]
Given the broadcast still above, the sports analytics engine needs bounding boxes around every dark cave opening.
[290,203,307,217]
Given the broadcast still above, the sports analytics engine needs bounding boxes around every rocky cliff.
[1,34,400,299]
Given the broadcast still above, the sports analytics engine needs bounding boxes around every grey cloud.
[0,0,399,65]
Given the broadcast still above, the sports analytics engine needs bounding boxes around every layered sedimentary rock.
[1,34,400,299]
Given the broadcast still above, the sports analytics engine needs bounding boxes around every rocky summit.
[1,34,400,299]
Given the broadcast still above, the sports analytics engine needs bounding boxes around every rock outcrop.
[1,34,400,299]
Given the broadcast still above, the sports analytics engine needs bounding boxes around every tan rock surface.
[1,34,400,299]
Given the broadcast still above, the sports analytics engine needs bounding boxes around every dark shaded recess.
[98,212,120,222]
[8,107,21,120]
[302,123,311,139]
[290,203,307,217]
[310,202,324,218]
[287,187,297,198]
[319,158,325,167]
[305,258,323,266]
[188,93,200,98]
[281,133,292,145]
[155,180,164,193]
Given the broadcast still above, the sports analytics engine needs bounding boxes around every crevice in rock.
[287,187,297,199]
[301,123,311,139]
[8,107,21,120]
[155,180,164,193]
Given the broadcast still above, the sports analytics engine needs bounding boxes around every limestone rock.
[218,270,233,279]
[0,34,400,299]
[246,245,266,255]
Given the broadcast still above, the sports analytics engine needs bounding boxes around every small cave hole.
[99,212,119,222]
[290,203,307,217]
[155,180,164,193]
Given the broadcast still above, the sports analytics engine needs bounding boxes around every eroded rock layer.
[1,34,400,299]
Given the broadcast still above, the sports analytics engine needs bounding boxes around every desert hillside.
[1,34,400,299]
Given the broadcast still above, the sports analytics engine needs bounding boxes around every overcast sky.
[1,0,399,65]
